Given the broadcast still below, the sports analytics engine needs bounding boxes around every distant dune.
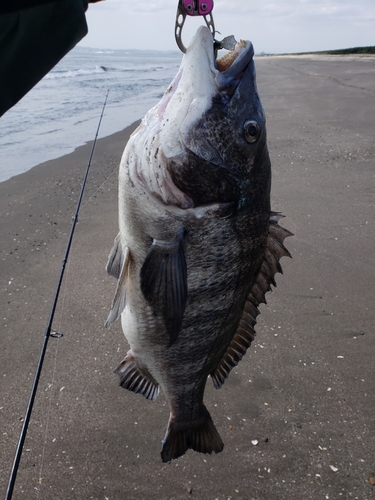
[295,46,375,55]
[257,46,375,57]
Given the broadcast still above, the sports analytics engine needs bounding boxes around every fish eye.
[244,120,261,144]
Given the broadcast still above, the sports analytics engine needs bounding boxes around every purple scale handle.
[183,0,214,16]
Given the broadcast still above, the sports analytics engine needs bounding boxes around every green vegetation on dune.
[270,46,375,57]
[321,46,375,55]
[287,46,375,56]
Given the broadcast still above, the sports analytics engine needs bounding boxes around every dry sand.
[1,55,374,499]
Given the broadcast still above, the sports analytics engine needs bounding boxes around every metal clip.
[175,0,216,53]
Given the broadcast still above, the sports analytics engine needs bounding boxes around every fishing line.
[5,89,109,500]
[80,162,120,211]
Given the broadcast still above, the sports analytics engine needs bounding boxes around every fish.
[105,26,292,463]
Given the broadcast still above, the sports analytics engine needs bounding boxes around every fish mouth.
[216,39,254,78]
[214,37,254,96]
[187,26,255,95]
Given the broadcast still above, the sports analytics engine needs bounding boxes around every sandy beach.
[1,55,374,499]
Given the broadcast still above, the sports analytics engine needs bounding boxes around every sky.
[80,0,375,54]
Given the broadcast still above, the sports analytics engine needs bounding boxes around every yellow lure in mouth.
[216,40,248,72]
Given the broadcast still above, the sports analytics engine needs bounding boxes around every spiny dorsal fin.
[106,232,123,279]
[210,213,292,390]
[140,231,187,347]
[105,245,130,327]
[114,352,160,401]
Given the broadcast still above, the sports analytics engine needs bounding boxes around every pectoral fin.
[105,245,130,327]
[140,231,187,346]
[211,212,293,389]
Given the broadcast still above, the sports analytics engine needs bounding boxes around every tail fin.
[161,405,224,462]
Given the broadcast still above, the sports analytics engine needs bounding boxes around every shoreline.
[0,120,141,186]
[2,52,374,184]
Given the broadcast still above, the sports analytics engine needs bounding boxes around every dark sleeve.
[0,0,90,117]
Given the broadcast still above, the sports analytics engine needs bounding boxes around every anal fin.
[211,212,293,389]
[114,352,160,401]
[105,245,130,327]
[140,230,187,346]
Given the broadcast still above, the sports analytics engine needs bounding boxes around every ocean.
[0,46,182,183]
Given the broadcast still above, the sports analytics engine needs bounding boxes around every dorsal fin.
[210,213,292,390]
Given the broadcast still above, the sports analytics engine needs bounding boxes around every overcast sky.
[80,0,375,54]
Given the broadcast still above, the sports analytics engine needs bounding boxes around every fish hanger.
[175,0,216,53]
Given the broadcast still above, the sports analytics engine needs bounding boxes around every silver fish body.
[106,26,291,462]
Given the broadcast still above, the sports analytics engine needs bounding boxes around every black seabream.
[106,26,292,462]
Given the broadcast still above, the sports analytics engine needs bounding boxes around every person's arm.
[0,0,100,116]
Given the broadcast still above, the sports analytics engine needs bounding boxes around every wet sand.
[1,55,374,499]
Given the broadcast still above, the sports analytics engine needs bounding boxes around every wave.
[120,64,179,74]
[38,128,63,136]
[44,64,180,80]
[44,66,108,80]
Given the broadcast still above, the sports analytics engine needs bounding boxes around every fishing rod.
[5,89,109,500]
